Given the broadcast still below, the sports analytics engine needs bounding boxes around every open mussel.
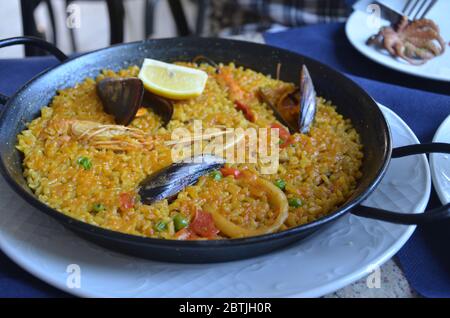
[97,77,143,126]
[298,65,316,134]
[138,155,225,205]
[258,65,317,134]
[141,91,174,127]
[192,55,219,68]
[96,77,174,126]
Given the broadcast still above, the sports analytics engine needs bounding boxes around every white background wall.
[0,0,197,58]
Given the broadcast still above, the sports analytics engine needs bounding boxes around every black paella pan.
[0,36,449,263]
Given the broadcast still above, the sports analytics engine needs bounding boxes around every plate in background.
[346,1,450,82]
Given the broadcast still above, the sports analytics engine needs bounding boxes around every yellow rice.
[16,63,363,239]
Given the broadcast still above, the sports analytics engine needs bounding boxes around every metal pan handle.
[353,142,450,224]
[0,36,68,105]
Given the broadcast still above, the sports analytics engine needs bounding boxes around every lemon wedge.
[138,58,208,100]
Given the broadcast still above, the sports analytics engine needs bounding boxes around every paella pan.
[0,36,448,262]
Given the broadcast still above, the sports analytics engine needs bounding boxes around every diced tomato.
[119,192,134,210]
[175,228,198,240]
[217,69,255,121]
[270,123,291,141]
[234,101,256,122]
[270,123,292,148]
[220,167,241,178]
[190,210,219,238]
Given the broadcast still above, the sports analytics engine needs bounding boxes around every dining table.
[0,22,449,298]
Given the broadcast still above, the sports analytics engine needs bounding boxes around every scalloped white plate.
[346,4,450,82]
[0,105,430,298]
[430,115,450,204]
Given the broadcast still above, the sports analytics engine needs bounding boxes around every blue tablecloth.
[0,23,449,297]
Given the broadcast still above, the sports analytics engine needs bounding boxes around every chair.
[168,0,209,36]
[20,0,125,56]
[66,0,125,52]
[145,0,158,37]
[20,0,57,56]
[19,0,208,57]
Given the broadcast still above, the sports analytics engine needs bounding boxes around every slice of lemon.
[138,58,208,100]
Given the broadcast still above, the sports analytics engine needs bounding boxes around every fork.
[402,0,437,20]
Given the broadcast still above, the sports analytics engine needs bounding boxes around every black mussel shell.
[298,65,317,134]
[257,65,317,134]
[139,155,225,205]
[192,55,219,68]
[97,77,143,126]
[142,91,174,127]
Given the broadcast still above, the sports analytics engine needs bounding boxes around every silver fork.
[402,0,437,20]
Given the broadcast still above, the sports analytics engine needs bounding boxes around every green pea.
[154,220,167,232]
[77,156,92,170]
[173,213,189,231]
[274,179,286,190]
[210,170,222,181]
[92,203,105,213]
[288,198,302,208]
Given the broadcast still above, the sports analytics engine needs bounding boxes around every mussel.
[298,66,317,134]
[96,77,174,126]
[258,65,317,134]
[97,78,143,126]
[141,91,173,127]
[192,55,220,70]
[138,155,225,205]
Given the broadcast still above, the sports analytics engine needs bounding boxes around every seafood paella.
[16,59,363,240]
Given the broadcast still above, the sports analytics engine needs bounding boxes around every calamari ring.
[210,176,289,238]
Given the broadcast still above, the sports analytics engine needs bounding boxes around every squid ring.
[209,177,289,238]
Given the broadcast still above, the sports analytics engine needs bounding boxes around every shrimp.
[52,119,155,151]
[215,67,257,122]
[49,119,238,152]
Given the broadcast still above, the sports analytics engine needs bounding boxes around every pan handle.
[0,36,68,105]
[353,143,450,225]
